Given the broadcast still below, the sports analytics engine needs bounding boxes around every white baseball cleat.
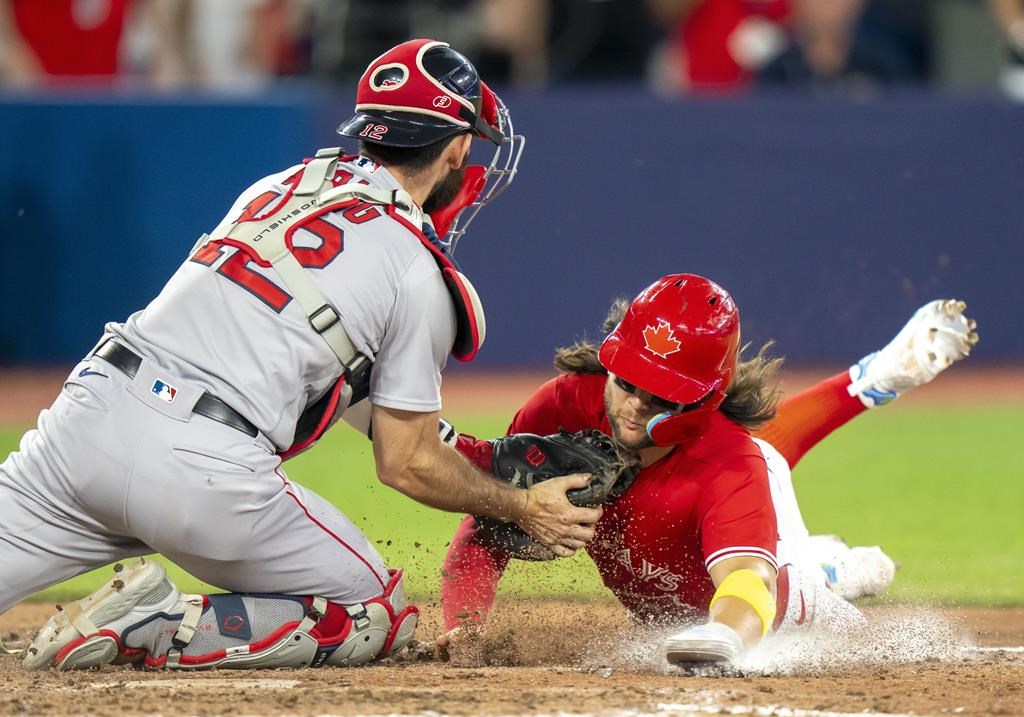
[848,299,978,407]
[23,558,183,671]
[664,621,743,665]
[809,535,897,601]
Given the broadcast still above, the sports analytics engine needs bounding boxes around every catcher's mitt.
[475,429,637,561]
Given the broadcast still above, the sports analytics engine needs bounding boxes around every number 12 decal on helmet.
[337,39,524,254]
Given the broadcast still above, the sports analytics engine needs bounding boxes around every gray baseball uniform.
[0,154,456,614]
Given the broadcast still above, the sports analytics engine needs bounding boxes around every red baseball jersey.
[11,0,131,79]
[452,373,778,625]
[672,0,790,90]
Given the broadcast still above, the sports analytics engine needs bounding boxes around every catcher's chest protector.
[191,148,484,456]
[399,220,486,363]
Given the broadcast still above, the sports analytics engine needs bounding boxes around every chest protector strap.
[192,148,481,456]
[191,148,420,456]
[196,148,421,366]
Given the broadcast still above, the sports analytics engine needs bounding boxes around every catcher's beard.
[422,162,467,215]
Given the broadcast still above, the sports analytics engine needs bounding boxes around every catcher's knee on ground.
[144,570,418,669]
[24,560,418,670]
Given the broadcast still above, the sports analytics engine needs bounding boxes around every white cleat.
[23,558,182,671]
[848,299,979,407]
[665,622,743,665]
[809,535,897,601]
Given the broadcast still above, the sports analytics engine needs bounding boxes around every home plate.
[91,679,300,690]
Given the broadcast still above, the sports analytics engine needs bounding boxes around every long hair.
[552,299,628,375]
[553,299,783,429]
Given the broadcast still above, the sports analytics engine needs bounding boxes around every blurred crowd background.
[2,0,1022,369]
[2,0,1024,99]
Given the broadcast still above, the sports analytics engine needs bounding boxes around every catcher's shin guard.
[376,567,419,659]
[149,569,418,669]
[310,568,418,667]
[24,561,419,671]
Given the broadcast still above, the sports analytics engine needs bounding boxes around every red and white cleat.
[848,299,978,407]
[809,535,897,601]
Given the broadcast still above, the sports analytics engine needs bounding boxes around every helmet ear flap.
[474,82,505,145]
[480,82,499,127]
[645,388,726,446]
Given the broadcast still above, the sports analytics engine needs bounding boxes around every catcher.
[438,274,978,665]
[8,39,601,672]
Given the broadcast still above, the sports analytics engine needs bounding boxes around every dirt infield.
[2,369,1021,716]
[436,367,1024,413]
[1,601,1022,716]
[2,367,1021,427]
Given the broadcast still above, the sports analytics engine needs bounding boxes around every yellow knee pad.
[709,569,776,636]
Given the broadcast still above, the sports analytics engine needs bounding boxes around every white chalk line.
[101,683,924,717]
[161,709,916,717]
[136,712,918,717]
[651,706,916,717]
[89,678,300,690]
[62,650,1024,717]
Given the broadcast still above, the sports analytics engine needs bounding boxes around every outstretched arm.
[372,405,600,557]
[440,514,511,632]
[664,556,778,665]
[706,556,778,647]
[435,436,515,661]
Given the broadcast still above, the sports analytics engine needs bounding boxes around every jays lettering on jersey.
[493,373,778,623]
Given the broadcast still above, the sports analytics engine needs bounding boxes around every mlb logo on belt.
[152,379,178,403]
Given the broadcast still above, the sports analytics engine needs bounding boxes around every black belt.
[94,340,259,438]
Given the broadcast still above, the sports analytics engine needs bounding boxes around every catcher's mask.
[599,274,740,446]
[337,38,524,253]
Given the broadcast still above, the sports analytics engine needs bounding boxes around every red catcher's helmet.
[598,274,740,446]
[338,39,525,255]
[338,38,504,148]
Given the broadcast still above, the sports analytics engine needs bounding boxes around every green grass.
[2,405,1022,606]
[793,406,1024,605]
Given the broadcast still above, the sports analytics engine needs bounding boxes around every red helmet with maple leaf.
[598,274,740,445]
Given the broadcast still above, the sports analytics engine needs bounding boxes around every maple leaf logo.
[643,320,682,358]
